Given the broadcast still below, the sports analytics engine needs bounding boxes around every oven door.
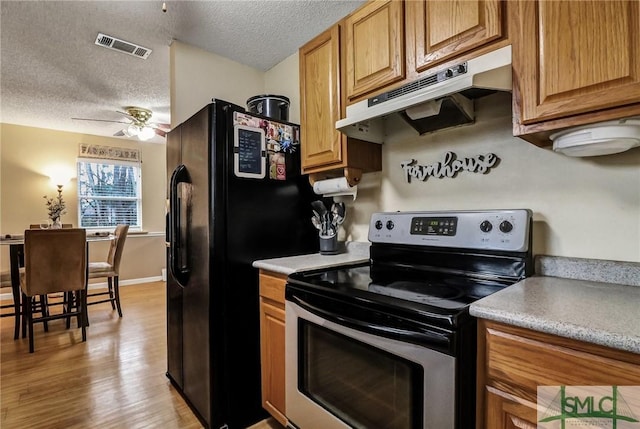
[285,286,456,429]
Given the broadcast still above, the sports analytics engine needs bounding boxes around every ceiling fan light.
[125,124,141,137]
[138,126,155,141]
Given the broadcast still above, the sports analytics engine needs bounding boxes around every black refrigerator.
[166,99,318,429]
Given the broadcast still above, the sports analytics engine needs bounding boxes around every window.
[77,158,142,230]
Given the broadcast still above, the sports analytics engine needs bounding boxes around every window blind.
[77,149,142,229]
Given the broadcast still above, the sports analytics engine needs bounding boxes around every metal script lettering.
[400,152,499,183]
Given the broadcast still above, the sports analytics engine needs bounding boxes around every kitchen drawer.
[259,270,287,305]
[484,321,640,401]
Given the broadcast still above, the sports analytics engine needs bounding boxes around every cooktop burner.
[370,281,465,309]
[287,209,533,328]
[290,264,507,313]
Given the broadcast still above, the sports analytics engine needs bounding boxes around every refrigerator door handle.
[169,164,191,287]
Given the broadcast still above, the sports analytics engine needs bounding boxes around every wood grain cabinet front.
[511,0,640,144]
[485,389,537,429]
[258,271,288,427]
[407,0,504,74]
[477,319,640,429]
[299,24,382,176]
[344,0,405,101]
[300,25,344,172]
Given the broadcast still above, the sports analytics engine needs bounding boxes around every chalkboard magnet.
[233,124,266,179]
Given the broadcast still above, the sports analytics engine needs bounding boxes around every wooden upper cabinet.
[299,25,344,172]
[344,0,405,101]
[514,0,640,125]
[409,0,503,73]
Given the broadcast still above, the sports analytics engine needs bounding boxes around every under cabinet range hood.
[336,46,512,143]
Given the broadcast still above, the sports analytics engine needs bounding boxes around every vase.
[51,218,62,229]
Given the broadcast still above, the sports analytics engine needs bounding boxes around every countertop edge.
[470,276,640,355]
[469,304,640,354]
[252,241,371,276]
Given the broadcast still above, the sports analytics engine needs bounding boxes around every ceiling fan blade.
[116,110,137,121]
[150,122,171,132]
[113,130,126,137]
[154,128,167,138]
[72,117,130,124]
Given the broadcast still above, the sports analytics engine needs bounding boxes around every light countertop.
[252,241,370,275]
[470,276,640,354]
[256,248,640,355]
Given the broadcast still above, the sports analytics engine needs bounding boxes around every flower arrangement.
[44,192,67,222]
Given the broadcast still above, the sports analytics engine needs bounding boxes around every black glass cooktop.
[287,262,509,322]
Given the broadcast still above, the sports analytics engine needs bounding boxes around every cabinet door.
[514,0,640,124]
[409,0,503,73]
[300,25,344,172]
[485,389,537,429]
[259,297,287,426]
[344,0,405,100]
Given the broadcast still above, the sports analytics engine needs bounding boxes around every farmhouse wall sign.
[400,151,499,183]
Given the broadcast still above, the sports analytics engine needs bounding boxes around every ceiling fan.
[72,106,170,140]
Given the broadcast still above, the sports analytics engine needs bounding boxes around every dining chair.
[24,224,74,331]
[20,228,88,353]
[87,224,129,317]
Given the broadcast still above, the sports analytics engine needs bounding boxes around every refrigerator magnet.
[233,124,266,179]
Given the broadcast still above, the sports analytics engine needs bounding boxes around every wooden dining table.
[0,232,114,339]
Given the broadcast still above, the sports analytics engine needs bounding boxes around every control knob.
[386,220,395,230]
[499,220,513,233]
[479,220,493,233]
[375,220,383,230]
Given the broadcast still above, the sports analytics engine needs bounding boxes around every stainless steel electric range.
[285,209,533,429]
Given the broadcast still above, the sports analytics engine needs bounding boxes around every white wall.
[171,43,301,127]
[264,53,300,124]
[342,92,640,262]
[170,40,264,127]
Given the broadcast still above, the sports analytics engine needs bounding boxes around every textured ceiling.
[0,0,364,143]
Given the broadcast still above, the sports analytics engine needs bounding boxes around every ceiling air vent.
[94,33,152,59]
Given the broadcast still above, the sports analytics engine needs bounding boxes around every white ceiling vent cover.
[94,33,152,59]
[551,118,640,157]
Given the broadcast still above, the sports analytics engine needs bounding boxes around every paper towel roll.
[313,177,357,200]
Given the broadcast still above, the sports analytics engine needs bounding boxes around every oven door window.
[300,320,423,429]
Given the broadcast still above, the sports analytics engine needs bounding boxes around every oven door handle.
[290,294,452,350]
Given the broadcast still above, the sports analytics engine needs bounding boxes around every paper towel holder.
[308,167,362,187]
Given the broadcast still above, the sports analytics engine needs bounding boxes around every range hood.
[336,45,512,143]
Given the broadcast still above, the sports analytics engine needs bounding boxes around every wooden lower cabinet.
[477,319,640,429]
[485,388,537,429]
[258,271,288,427]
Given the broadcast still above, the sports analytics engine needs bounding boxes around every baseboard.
[89,276,164,289]
[0,276,164,300]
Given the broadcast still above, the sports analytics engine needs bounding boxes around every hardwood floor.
[1,282,203,428]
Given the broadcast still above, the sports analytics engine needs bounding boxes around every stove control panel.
[368,209,532,252]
